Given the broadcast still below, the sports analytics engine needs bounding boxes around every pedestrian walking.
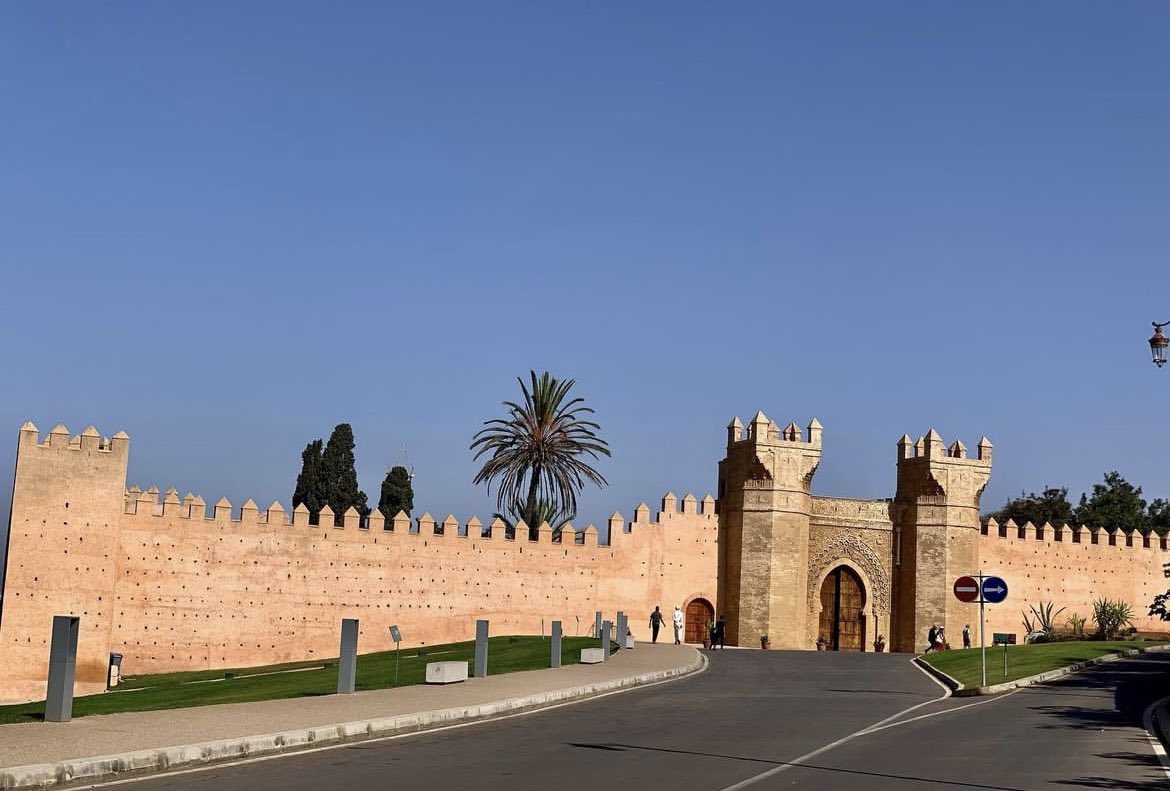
[649,605,664,643]
[713,615,726,649]
[926,624,938,653]
[672,605,684,645]
[962,624,971,649]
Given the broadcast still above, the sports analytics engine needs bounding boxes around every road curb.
[911,656,963,693]
[0,653,707,790]
[918,644,1170,697]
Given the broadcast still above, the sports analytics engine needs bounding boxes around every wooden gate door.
[685,599,713,644]
[817,566,866,651]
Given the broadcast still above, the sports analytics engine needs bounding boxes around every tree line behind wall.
[985,471,1170,536]
[292,423,413,526]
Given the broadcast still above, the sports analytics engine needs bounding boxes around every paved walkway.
[0,642,703,789]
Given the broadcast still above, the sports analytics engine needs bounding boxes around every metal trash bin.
[107,652,124,688]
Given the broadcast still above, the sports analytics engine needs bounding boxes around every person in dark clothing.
[649,606,664,643]
[926,624,938,653]
[713,615,726,649]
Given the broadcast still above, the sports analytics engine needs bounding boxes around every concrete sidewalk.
[0,642,703,789]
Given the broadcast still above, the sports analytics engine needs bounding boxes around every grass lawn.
[920,640,1166,689]
[0,635,601,725]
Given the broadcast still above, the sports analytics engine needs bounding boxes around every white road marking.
[1142,695,1170,781]
[715,657,1030,791]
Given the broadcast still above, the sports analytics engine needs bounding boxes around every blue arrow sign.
[981,576,1008,603]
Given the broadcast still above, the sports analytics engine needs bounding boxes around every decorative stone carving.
[807,533,891,618]
[811,497,893,524]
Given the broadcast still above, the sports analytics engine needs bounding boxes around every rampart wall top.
[727,412,822,450]
[18,422,129,458]
[897,430,992,465]
[982,517,1170,551]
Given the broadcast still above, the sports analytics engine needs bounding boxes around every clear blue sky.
[1,2,1167,546]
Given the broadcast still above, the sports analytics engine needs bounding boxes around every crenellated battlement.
[726,412,823,449]
[18,422,129,456]
[118,479,715,549]
[981,518,1170,551]
[897,429,992,465]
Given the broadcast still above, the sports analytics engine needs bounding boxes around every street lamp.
[1151,322,1170,367]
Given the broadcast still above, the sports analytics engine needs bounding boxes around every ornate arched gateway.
[818,565,866,651]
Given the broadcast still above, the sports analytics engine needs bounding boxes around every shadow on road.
[1027,655,1170,734]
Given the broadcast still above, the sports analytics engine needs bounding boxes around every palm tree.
[471,371,611,540]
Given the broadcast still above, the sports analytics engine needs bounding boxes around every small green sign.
[993,632,1016,645]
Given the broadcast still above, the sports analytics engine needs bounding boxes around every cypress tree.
[378,466,414,520]
[321,423,369,524]
[292,438,325,525]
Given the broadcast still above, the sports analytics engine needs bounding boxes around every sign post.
[389,625,402,685]
[979,575,1008,688]
[954,573,1009,688]
[993,632,1015,676]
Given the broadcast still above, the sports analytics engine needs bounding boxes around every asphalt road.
[91,650,1170,791]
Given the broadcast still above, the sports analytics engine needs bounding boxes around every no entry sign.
[953,575,980,602]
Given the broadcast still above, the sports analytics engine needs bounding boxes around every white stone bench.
[580,648,606,664]
[425,661,469,684]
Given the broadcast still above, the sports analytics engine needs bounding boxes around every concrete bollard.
[601,620,612,659]
[475,619,489,678]
[551,620,563,668]
[616,611,627,650]
[45,616,80,723]
[595,611,603,640]
[337,618,359,694]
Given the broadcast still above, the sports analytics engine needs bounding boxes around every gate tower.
[717,412,822,648]
[891,431,992,653]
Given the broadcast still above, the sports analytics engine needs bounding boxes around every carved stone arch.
[811,561,870,650]
[807,534,891,622]
[811,558,872,613]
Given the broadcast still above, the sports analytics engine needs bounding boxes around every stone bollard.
[550,620,563,668]
[475,619,489,678]
[337,618,359,694]
[45,616,80,723]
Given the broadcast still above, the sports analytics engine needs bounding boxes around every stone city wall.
[0,424,717,702]
[974,519,1170,644]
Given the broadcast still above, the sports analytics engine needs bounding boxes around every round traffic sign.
[953,575,980,602]
[981,576,1008,603]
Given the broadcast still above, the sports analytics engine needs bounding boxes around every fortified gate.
[718,411,991,653]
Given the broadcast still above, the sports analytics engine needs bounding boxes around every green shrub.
[1022,600,1065,642]
[1092,597,1134,640]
